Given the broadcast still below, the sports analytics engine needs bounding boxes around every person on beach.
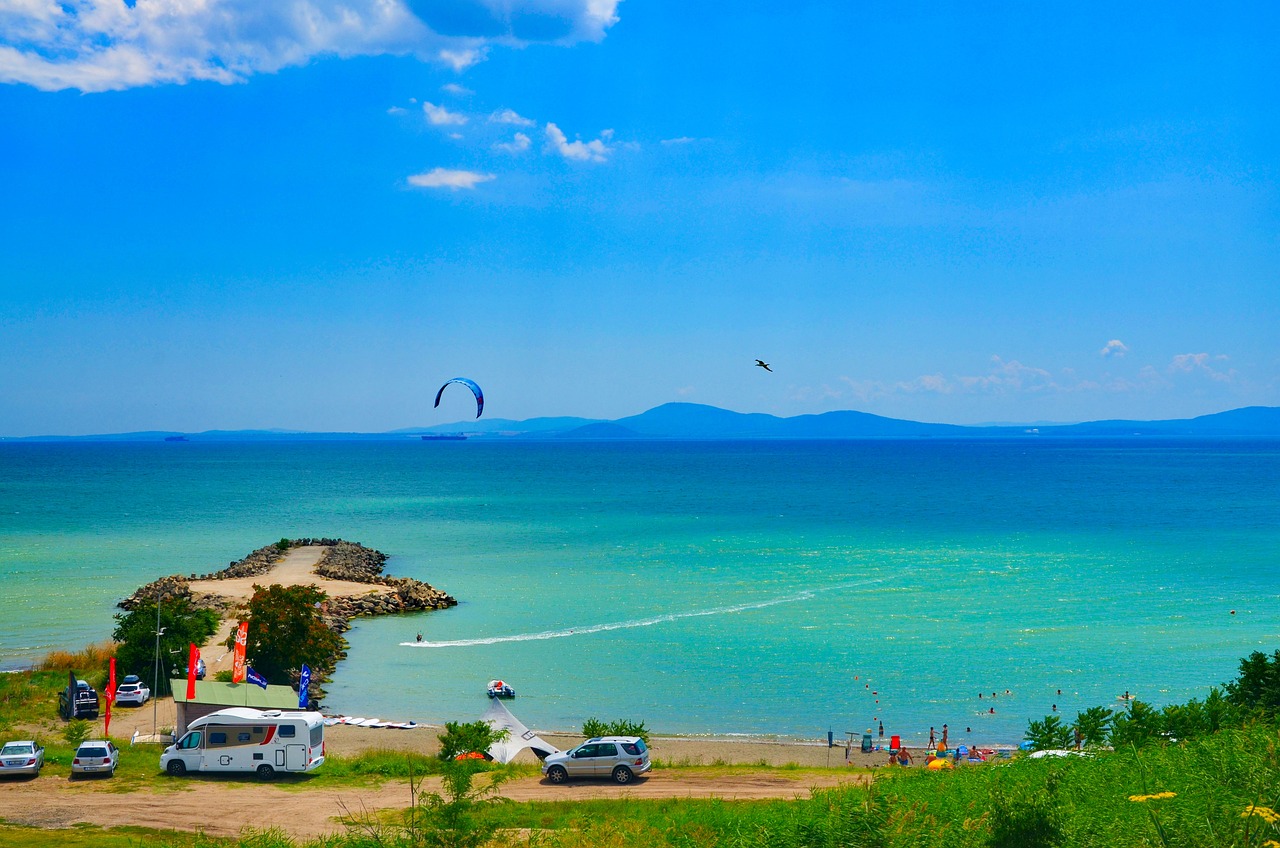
[878,721,884,738]
[941,724,948,748]
[896,747,912,767]
[929,727,935,748]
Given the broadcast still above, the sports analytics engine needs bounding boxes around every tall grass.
[37,641,117,673]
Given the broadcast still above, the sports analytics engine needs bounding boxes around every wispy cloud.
[1168,352,1235,382]
[1100,339,1129,358]
[0,1,620,93]
[386,106,408,116]
[440,82,473,96]
[493,132,532,154]
[423,101,467,126]
[406,167,495,191]
[545,123,614,162]
[490,108,535,127]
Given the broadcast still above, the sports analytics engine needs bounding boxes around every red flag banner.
[231,621,248,684]
[104,657,117,738]
[186,643,200,700]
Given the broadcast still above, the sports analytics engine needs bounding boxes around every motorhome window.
[310,725,323,747]
[237,733,251,742]
[180,732,201,750]
[279,725,296,738]
[253,727,263,734]
[210,732,227,744]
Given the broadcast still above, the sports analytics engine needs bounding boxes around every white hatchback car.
[542,736,651,785]
[114,675,150,707]
[71,740,119,778]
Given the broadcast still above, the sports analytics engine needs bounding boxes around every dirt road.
[0,770,868,839]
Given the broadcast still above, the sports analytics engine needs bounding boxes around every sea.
[1,438,1277,747]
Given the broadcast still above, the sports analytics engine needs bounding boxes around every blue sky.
[1,1,1277,435]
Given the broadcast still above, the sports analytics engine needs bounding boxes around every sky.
[1,1,1278,435]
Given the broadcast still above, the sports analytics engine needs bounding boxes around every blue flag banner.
[246,667,268,689]
[299,664,311,709]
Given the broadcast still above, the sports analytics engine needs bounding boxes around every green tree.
[229,584,343,683]
[1108,698,1162,748]
[111,598,219,697]
[1225,649,1280,714]
[1071,706,1114,748]
[1024,714,1072,751]
[437,720,509,762]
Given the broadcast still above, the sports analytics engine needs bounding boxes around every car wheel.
[612,766,634,784]
[256,764,275,780]
[166,760,187,776]
[546,765,568,784]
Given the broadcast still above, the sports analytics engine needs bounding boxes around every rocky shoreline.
[117,538,457,635]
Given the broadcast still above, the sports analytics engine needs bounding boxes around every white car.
[71,740,119,778]
[114,675,150,706]
[541,736,651,785]
[0,741,44,778]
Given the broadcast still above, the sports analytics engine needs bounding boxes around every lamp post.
[152,590,166,739]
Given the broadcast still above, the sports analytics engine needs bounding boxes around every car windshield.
[78,747,109,758]
[1,743,32,755]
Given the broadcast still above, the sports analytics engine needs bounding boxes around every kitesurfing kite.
[755,359,773,372]
[434,378,484,418]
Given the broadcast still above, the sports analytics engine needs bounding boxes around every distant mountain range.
[5,403,1280,442]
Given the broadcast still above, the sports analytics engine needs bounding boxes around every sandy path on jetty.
[187,545,383,674]
[0,770,868,839]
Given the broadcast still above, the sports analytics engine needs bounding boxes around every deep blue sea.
[1,439,1277,747]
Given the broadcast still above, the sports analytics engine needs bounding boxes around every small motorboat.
[486,679,515,699]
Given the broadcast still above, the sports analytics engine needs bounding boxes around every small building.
[171,681,299,737]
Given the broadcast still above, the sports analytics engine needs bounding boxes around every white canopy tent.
[480,698,561,764]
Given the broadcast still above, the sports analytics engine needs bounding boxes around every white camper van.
[160,708,325,779]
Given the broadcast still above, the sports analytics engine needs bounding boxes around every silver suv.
[541,736,651,785]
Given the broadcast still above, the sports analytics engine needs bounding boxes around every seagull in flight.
[755,359,772,372]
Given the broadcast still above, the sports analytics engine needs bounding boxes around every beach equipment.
[890,734,901,750]
[927,757,953,770]
[480,697,560,764]
[434,378,484,418]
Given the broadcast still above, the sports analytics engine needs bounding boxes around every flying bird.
[755,359,772,372]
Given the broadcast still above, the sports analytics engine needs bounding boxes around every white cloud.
[423,100,467,126]
[438,47,486,72]
[0,1,620,93]
[490,107,535,127]
[1099,339,1129,358]
[493,132,531,154]
[386,106,408,115]
[406,167,494,190]
[545,122,613,162]
[1168,352,1234,382]
[440,82,472,96]
[660,136,701,145]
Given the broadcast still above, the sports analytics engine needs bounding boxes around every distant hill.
[4,404,1277,442]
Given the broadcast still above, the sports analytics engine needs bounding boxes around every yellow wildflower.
[1128,791,1177,802]
[1262,840,1280,848]
[1242,805,1280,824]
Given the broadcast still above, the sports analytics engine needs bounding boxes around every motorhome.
[160,707,324,778]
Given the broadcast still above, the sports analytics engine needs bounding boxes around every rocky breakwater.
[314,541,457,633]
[117,542,288,613]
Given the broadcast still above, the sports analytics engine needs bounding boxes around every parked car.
[171,658,206,680]
[0,741,44,778]
[58,679,100,720]
[541,736,651,785]
[71,740,119,778]
[114,675,150,707]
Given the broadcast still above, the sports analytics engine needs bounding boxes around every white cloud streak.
[1100,339,1129,358]
[489,107,535,127]
[0,1,620,92]
[493,132,531,153]
[545,122,613,162]
[406,167,494,190]
[423,100,467,126]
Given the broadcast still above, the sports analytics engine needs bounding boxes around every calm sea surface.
[1,439,1277,745]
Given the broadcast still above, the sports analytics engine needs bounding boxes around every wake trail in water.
[400,576,889,649]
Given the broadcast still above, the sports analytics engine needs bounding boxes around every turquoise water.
[1,439,1277,746]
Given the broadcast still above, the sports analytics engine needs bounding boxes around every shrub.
[1025,714,1072,751]
[581,717,649,743]
[437,720,509,762]
[62,719,90,747]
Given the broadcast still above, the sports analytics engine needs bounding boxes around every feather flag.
[104,657,117,737]
[246,667,268,689]
[186,643,200,700]
[298,664,311,709]
[231,621,249,684]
